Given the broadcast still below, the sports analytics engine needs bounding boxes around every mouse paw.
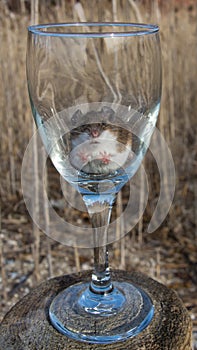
[99,151,112,164]
[78,151,90,163]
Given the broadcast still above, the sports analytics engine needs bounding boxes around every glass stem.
[83,194,116,294]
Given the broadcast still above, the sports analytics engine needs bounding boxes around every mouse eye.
[83,125,92,134]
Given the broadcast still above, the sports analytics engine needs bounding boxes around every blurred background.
[0,0,196,347]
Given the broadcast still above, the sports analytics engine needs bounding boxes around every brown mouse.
[66,107,141,174]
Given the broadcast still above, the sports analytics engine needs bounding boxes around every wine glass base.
[49,281,154,344]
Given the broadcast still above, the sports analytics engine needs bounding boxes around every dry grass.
[0,0,196,347]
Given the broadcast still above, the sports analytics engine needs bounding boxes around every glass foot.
[49,281,154,344]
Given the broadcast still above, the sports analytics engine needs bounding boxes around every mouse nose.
[91,129,99,138]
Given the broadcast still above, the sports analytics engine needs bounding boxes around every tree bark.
[0,270,192,350]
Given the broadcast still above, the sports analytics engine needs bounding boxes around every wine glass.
[26,23,161,344]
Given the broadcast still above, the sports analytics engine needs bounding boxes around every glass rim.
[27,22,159,38]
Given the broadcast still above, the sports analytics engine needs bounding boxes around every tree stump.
[0,271,192,350]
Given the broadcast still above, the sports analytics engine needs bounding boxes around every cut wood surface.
[0,271,192,350]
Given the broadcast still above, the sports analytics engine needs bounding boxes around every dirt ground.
[0,168,196,347]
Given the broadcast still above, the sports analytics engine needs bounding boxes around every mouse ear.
[71,109,83,125]
[101,106,115,122]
